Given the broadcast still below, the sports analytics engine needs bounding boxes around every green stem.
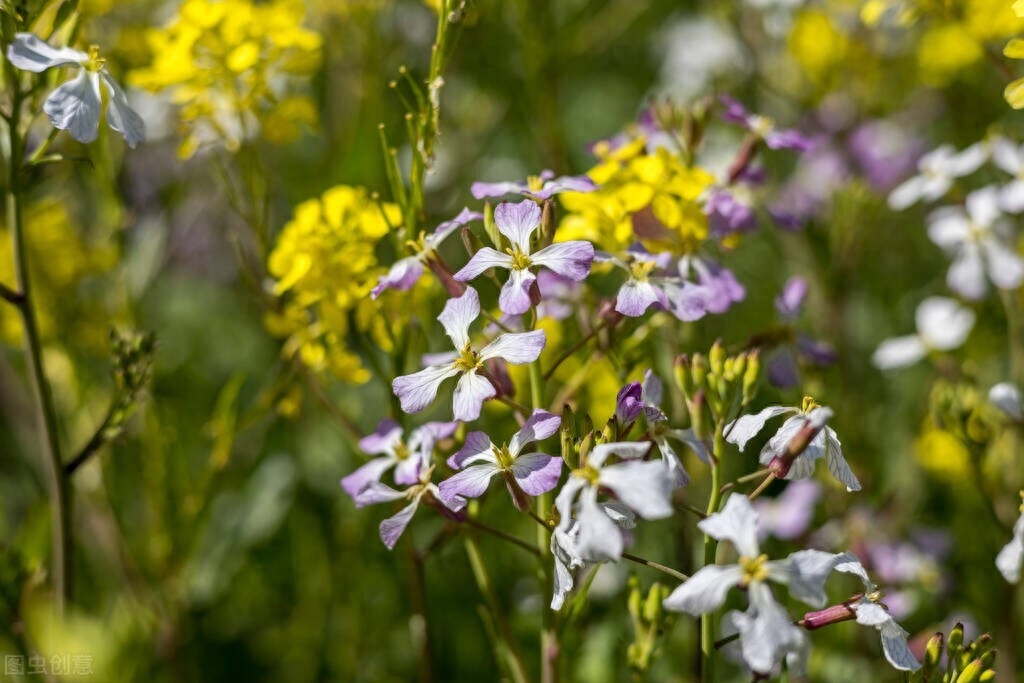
[621,552,689,583]
[464,534,531,683]
[700,423,726,682]
[6,85,71,612]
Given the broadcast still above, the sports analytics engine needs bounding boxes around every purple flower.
[554,441,673,562]
[392,287,545,421]
[341,419,457,498]
[471,170,597,200]
[848,120,925,193]
[372,208,482,298]
[615,382,645,425]
[351,469,461,550]
[601,248,710,321]
[679,256,745,314]
[719,95,812,152]
[438,410,564,510]
[454,201,594,315]
[706,189,757,237]
[775,277,808,320]
[754,480,822,541]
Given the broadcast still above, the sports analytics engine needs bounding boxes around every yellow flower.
[266,185,404,384]
[129,0,322,157]
[1006,38,1024,108]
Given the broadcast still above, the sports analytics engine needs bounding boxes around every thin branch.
[621,552,689,583]
[0,280,24,305]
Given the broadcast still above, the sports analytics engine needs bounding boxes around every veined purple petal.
[512,453,563,496]
[380,498,420,550]
[533,175,598,199]
[452,370,496,422]
[694,261,744,314]
[531,241,595,281]
[499,268,538,316]
[341,458,397,499]
[775,277,808,319]
[414,421,459,454]
[432,207,485,243]
[494,201,542,251]
[437,287,481,348]
[359,419,403,455]
[719,94,752,126]
[616,280,666,317]
[438,463,501,508]
[663,280,709,322]
[471,180,529,199]
[510,409,562,454]
[706,190,756,237]
[448,431,496,469]
[372,257,425,298]
[615,382,644,424]
[394,453,424,486]
[479,329,546,364]
[453,247,513,282]
[392,364,460,414]
[352,481,406,508]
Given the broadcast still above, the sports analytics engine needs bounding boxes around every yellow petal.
[1004,38,1024,59]
[1006,78,1024,109]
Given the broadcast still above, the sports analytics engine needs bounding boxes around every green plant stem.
[700,423,726,682]
[621,552,689,583]
[6,86,71,612]
[463,534,531,683]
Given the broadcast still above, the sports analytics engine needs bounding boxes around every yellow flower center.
[800,395,819,414]
[406,232,428,257]
[527,175,545,192]
[739,554,770,584]
[628,259,657,282]
[749,114,775,138]
[454,342,481,372]
[85,45,105,72]
[572,464,601,485]
[506,245,532,271]
[394,440,411,461]
[493,442,514,469]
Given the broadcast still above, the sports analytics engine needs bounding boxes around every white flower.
[888,143,986,210]
[926,188,1024,300]
[550,501,635,609]
[832,556,921,671]
[725,399,860,492]
[662,494,845,675]
[6,33,144,147]
[990,136,1024,213]
[996,494,1024,583]
[554,442,673,563]
[872,297,975,369]
[989,382,1023,421]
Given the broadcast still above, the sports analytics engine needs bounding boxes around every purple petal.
[796,334,837,366]
[498,268,537,316]
[616,280,666,317]
[471,180,529,199]
[510,409,562,454]
[452,370,496,422]
[766,129,813,152]
[393,364,460,414]
[437,287,480,348]
[533,175,598,199]
[341,457,397,499]
[512,453,563,496]
[438,463,501,508]
[394,454,423,486]
[353,481,406,508]
[706,190,756,237]
[775,277,808,319]
[479,329,546,364]
[448,431,496,469]
[372,257,425,298]
[694,261,744,314]
[494,201,542,251]
[663,280,710,322]
[359,419,403,454]
[431,208,484,245]
[718,94,751,126]
[453,247,513,282]
[531,241,594,281]
[615,382,644,424]
[380,498,420,550]
[414,421,459,452]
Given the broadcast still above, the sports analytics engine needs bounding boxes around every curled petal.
[379,498,420,550]
[448,431,496,469]
[511,453,563,496]
[725,406,794,451]
[101,71,145,148]
[372,257,425,298]
[340,458,396,499]
[6,33,87,72]
[438,463,501,509]
[509,410,561,454]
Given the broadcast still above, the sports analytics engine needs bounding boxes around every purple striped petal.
[663,280,709,322]
[494,201,542,251]
[452,370,496,422]
[453,247,513,282]
[359,419,403,454]
[512,453,563,495]
[531,241,594,281]
[392,364,460,414]
[372,257,425,298]
[438,462,501,509]
[471,180,529,199]
[341,457,396,499]
[380,498,420,550]
[437,287,480,348]
[616,280,665,317]
[353,481,406,508]
[533,175,597,199]
[479,329,546,364]
[431,208,484,245]
[448,431,496,469]
[510,410,561,455]
[616,382,644,424]
[766,129,813,152]
[499,268,537,315]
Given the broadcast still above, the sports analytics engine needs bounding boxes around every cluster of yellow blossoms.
[266,186,406,384]
[129,0,322,157]
[558,138,716,253]
[1007,0,1024,108]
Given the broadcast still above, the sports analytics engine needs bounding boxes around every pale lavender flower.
[706,189,757,237]
[352,468,461,550]
[438,410,564,510]
[926,187,1024,300]
[887,143,987,210]
[392,287,545,422]
[6,33,144,147]
[997,494,1024,583]
[872,297,975,370]
[471,170,597,200]
[726,401,860,491]
[372,208,482,298]
[663,494,845,675]
[678,255,745,315]
[719,95,812,152]
[848,119,924,192]
[601,249,709,321]
[554,441,673,562]
[341,419,457,498]
[754,480,822,541]
[453,201,594,315]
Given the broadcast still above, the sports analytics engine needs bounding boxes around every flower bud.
[709,339,726,377]
[483,202,500,248]
[643,583,665,623]
[691,354,708,390]
[577,431,594,469]
[674,355,693,399]
[948,622,965,654]
[922,632,944,680]
[954,658,983,683]
[616,381,644,426]
[978,649,996,670]
[540,199,556,246]
[978,671,996,682]
[627,575,642,622]
[742,349,761,404]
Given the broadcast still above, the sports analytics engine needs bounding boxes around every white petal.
[478,329,546,364]
[949,142,987,177]
[872,335,927,370]
[738,583,807,675]
[888,176,927,210]
[452,247,513,282]
[598,459,674,519]
[101,71,145,147]
[966,186,1002,227]
[554,477,587,533]
[662,564,743,616]
[43,70,102,143]
[996,513,1024,583]
[575,494,624,561]
[437,287,480,349]
[832,553,876,591]
[768,549,840,607]
[991,136,1024,176]
[947,245,988,300]
[698,493,760,558]
[824,427,860,492]
[989,382,1024,421]
[352,481,406,507]
[916,296,975,350]
[588,441,652,467]
[926,209,970,251]
[982,238,1024,290]
[999,179,1024,213]
[879,620,921,672]
[725,406,795,451]
[493,200,542,252]
[6,33,86,72]
[379,498,420,550]
[452,370,496,422]
[392,364,460,414]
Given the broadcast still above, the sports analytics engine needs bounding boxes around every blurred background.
[1,0,1023,680]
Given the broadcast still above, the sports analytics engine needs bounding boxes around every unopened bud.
[922,632,944,680]
[979,649,996,670]
[643,583,665,623]
[577,431,594,468]
[674,355,693,399]
[709,340,726,377]
[627,575,642,620]
[954,658,983,683]
[742,349,761,403]
[483,202,500,248]
[978,671,996,682]
[691,354,708,390]
[949,623,965,654]
[540,199,556,245]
